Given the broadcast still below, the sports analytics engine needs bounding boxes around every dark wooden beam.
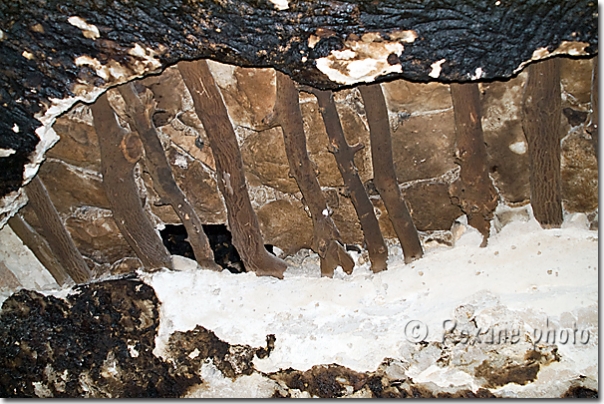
[90,92,174,270]
[449,83,498,247]
[178,59,288,279]
[8,214,72,286]
[117,82,221,271]
[307,87,388,273]
[359,83,423,264]
[272,72,354,277]
[522,58,563,228]
[24,177,92,284]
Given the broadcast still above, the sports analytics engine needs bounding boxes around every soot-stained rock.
[0,0,596,206]
[0,278,193,398]
[562,385,599,398]
[166,325,268,383]
[271,364,368,398]
[474,347,560,389]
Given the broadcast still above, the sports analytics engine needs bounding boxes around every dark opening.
[160,224,275,274]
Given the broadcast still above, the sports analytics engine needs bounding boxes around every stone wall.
[16,56,598,276]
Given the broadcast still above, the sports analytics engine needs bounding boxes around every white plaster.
[75,55,109,80]
[268,0,289,10]
[508,140,527,155]
[126,44,163,74]
[22,51,34,60]
[513,41,591,74]
[315,41,404,85]
[0,225,58,296]
[11,123,19,133]
[471,67,485,80]
[331,49,357,60]
[388,30,418,43]
[0,189,28,230]
[0,29,4,40]
[25,125,60,183]
[346,59,379,80]
[67,16,101,40]
[428,59,446,78]
[137,215,597,385]
[412,364,477,389]
[186,361,278,398]
[322,208,329,217]
[127,43,148,59]
[128,344,139,358]
[173,153,189,169]
[0,148,16,157]
[206,60,238,88]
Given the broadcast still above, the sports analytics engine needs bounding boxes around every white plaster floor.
[0,206,598,397]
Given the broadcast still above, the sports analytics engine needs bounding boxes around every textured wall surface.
[0,0,597,224]
[8,57,596,275]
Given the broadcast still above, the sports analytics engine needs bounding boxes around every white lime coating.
[268,0,289,10]
[429,59,446,78]
[0,148,16,157]
[132,212,597,396]
[509,140,527,154]
[67,16,101,40]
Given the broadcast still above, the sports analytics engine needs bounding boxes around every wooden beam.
[178,59,288,279]
[24,176,92,284]
[359,83,423,264]
[522,58,563,228]
[8,214,72,286]
[117,82,220,271]
[272,72,354,277]
[307,87,388,273]
[449,83,498,247]
[90,93,174,270]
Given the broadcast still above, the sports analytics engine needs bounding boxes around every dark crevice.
[160,224,275,274]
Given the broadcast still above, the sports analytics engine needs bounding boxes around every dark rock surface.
[0,0,597,200]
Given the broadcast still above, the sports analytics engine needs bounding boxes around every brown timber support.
[8,213,72,286]
[587,56,598,162]
[271,72,354,277]
[308,87,388,273]
[117,83,220,271]
[23,176,92,284]
[359,83,423,264]
[178,59,288,279]
[449,83,499,247]
[91,92,173,270]
[522,57,563,228]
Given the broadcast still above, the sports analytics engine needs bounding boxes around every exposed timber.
[178,59,288,279]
